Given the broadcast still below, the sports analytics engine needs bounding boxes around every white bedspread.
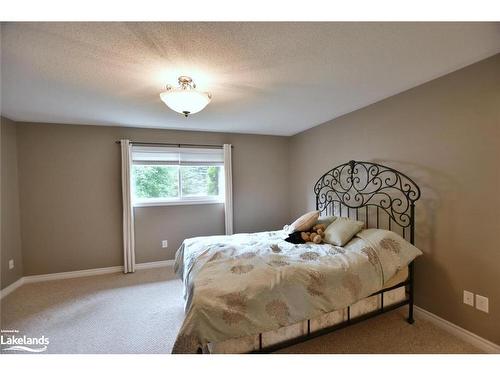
[172,229,422,353]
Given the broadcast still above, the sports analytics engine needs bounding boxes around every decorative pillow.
[323,217,364,246]
[316,215,337,227]
[288,210,320,233]
[284,231,306,244]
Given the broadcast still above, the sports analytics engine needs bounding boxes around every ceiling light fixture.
[160,76,212,117]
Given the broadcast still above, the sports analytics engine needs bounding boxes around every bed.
[172,160,422,353]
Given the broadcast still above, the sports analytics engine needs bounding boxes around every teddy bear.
[300,223,327,244]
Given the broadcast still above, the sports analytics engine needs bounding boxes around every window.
[131,146,225,206]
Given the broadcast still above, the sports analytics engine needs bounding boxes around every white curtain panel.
[120,139,136,273]
[223,144,234,235]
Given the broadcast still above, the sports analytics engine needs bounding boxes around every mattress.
[207,267,409,353]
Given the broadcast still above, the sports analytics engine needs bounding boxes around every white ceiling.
[1,22,499,136]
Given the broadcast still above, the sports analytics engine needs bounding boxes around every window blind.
[132,146,224,166]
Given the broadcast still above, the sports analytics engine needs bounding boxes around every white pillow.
[288,211,320,233]
[316,215,337,227]
[323,217,364,246]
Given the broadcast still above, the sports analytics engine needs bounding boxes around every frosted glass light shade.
[160,88,211,116]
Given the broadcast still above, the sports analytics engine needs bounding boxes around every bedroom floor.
[0,267,482,354]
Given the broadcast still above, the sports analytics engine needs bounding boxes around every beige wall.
[1,117,23,289]
[288,53,500,344]
[134,204,224,263]
[14,123,290,275]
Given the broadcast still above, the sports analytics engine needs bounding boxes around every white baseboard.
[414,306,500,354]
[23,265,124,284]
[0,260,175,300]
[135,259,175,270]
[0,277,24,300]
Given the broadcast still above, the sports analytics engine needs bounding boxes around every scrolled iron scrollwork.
[314,160,421,228]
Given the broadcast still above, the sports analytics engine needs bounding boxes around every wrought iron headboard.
[314,160,421,244]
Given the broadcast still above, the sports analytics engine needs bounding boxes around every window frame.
[132,163,225,207]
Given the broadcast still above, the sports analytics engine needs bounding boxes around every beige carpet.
[1,267,482,354]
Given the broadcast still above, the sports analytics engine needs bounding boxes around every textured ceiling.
[1,22,499,135]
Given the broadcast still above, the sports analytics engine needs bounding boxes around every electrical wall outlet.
[161,240,168,248]
[8,259,14,270]
[475,295,489,313]
[463,290,474,306]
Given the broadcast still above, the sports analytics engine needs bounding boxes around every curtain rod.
[114,141,233,149]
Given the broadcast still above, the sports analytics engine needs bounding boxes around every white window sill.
[133,199,224,208]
